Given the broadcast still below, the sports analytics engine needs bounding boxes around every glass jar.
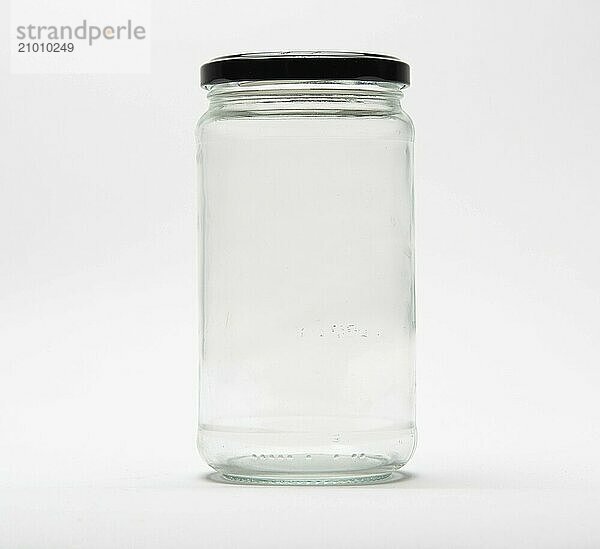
[196,52,415,485]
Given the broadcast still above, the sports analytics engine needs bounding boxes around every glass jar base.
[222,470,392,486]
[199,421,416,485]
[215,452,403,485]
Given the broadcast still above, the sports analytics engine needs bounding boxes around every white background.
[1,0,600,547]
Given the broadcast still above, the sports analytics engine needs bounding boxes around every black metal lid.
[200,51,410,87]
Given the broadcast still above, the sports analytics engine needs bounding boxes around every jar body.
[196,82,415,484]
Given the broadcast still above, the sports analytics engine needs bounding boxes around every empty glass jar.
[196,52,415,484]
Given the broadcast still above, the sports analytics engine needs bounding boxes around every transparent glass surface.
[196,80,415,484]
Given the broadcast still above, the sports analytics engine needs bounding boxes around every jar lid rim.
[200,51,410,87]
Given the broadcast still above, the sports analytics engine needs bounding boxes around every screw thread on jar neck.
[205,80,405,115]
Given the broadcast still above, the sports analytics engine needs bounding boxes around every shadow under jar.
[196,52,416,485]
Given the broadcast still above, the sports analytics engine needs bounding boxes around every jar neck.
[205,80,406,115]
